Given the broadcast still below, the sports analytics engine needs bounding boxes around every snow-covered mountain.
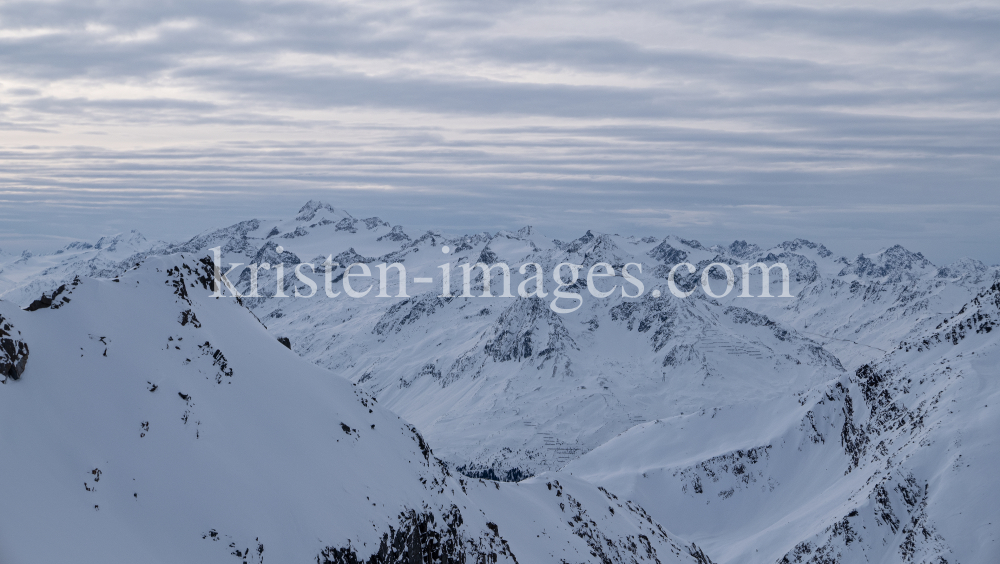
[149,208,852,480]
[4,200,998,562]
[567,280,1000,563]
[0,230,157,307]
[0,254,705,564]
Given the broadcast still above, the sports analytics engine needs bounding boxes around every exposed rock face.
[0,315,28,381]
[838,244,933,282]
[24,278,77,311]
[315,507,493,564]
[378,225,411,242]
[647,241,688,265]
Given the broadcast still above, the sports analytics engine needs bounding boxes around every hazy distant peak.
[676,237,706,251]
[64,241,95,251]
[362,217,391,230]
[647,240,689,265]
[295,200,352,223]
[94,230,147,252]
[839,244,934,279]
[557,230,596,253]
[727,240,761,260]
[377,225,410,242]
[937,257,989,279]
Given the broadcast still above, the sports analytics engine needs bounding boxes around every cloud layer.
[1,0,998,262]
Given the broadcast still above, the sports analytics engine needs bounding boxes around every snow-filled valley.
[1,200,997,563]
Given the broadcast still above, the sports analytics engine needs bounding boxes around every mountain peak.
[776,238,834,258]
[728,240,761,260]
[779,238,817,251]
[93,230,147,252]
[839,244,934,279]
[295,200,352,222]
[937,257,989,280]
[377,225,410,242]
[647,240,689,264]
[675,237,706,251]
[558,230,596,253]
[64,241,95,251]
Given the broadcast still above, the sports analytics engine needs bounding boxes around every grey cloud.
[703,3,1000,46]
[0,0,998,263]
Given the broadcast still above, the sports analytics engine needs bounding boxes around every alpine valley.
[1,201,997,564]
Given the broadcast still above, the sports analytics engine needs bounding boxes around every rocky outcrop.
[316,507,494,564]
[24,278,78,311]
[0,315,28,381]
[378,225,411,242]
[647,241,688,265]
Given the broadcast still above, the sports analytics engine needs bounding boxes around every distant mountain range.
[2,200,997,563]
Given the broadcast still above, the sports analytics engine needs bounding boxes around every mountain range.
[1,200,997,563]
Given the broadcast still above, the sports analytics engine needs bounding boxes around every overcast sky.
[1,0,998,264]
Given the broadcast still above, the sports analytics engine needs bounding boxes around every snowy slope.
[0,254,705,564]
[567,282,1000,563]
[707,241,1000,369]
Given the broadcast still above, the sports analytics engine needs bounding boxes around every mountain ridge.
[3,201,998,562]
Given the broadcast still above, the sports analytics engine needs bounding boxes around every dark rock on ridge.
[0,315,28,381]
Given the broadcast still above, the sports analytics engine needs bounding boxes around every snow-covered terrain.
[568,280,1000,563]
[0,230,156,307]
[2,200,998,562]
[0,254,703,564]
